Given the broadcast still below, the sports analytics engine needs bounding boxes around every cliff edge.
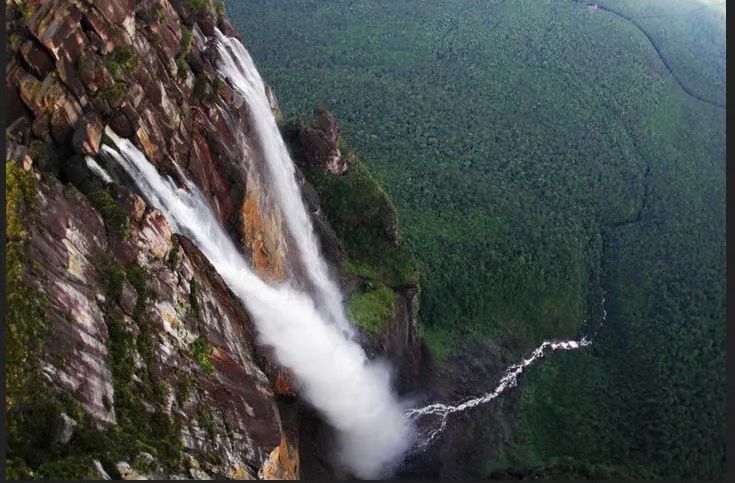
[5,0,421,479]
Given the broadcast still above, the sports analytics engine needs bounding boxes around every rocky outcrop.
[4,0,311,479]
[298,109,347,174]
[8,167,282,477]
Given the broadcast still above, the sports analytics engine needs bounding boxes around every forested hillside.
[224,0,725,478]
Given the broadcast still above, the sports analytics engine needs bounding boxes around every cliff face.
[5,0,420,480]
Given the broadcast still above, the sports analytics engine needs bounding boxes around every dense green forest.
[224,0,725,479]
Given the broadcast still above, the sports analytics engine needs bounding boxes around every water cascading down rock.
[100,123,413,480]
[213,29,355,341]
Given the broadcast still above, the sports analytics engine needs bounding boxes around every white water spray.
[212,29,354,339]
[85,156,113,184]
[100,129,413,479]
[406,296,608,451]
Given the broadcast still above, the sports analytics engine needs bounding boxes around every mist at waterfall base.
[100,130,414,479]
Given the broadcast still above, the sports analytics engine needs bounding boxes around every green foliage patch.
[187,0,209,14]
[6,162,46,411]
[347,283,397,334]
[289,130,418,285]
[191,336,214,375]
[88,189,130,241]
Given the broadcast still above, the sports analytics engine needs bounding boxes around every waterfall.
[99,129,413,479]
[85,156,113,184]
[212,29,354,340]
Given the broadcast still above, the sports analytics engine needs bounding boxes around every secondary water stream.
[405,295,607,452]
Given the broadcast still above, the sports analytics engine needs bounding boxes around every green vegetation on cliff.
[347,284,398,334]
[279,110,416,342]
[307,159,418,287]
[281,113,418,288]
[227,0,725,478]
[6,162,47,412]
[88,190,131,241]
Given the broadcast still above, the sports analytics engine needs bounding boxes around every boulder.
[83,7,116,54]
[18,74,66,116]
[312,109,341,142]
[109,110,135,139]
[56,57,88,104]
[116,461,147,480]
[93,460,112,479]
[274,370,297,398]
[20,40,55,78]
[29,3,88,62]
[50,97,84,144]
[56,412,78,444]
[299,128,346,174]
[72,115,103,155]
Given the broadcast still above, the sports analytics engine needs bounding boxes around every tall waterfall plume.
[100,129,413,479]
[212,29,354,340]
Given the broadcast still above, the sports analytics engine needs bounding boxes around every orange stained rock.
[260,434,300,480]
[274,370,297,398]
[240,192,284,282]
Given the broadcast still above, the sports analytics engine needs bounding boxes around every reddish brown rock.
[89,92,114,119]
[274,370,297,398]
[149,22,182,61]
[87,0,136,26]
[56,57,88,104]
[120,191,147,223]
[118,281,138,317]
[297,109,348,174]
[130,83,145,108]
[121,103,141,131]
[50,97,84,144]
[109,110,135,139]
[135,108,166,164]
[25,174,115,428]
[83,7,117,54]
[29,3,88,63]
[73,115,103,155]
[20,40,55,78]
[299,128,346,174]
[79,54,117,94]
[259,435,300,480]
[18,74,66,116]
[312,109,341,142]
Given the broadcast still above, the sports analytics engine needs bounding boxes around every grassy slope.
[225,0,725,478]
